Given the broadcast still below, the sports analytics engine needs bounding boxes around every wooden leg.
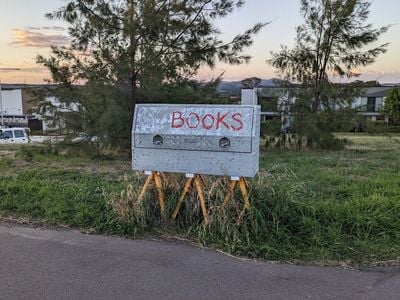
[160,172,168,182]
[239,178,251,210]
[194,176,209,225]
[223,180,238,207]
[199,174,208,189]
[138,173,154,203]
[153,172,166,219]
[172,177,193,220]
[243,178,250,189]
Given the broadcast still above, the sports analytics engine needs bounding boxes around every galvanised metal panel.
[134,133,252,153]
[132,104,260,177]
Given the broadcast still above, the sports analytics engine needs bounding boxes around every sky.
[0,0,399,84]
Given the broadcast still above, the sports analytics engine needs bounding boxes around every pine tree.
[269,0,389,148]
[36,0,266,148]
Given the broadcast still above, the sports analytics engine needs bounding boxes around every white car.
[0,127,30,144]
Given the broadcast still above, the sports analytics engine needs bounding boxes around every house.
[351,86,394,122]
[0,84,56,131]
[241,85,397,124]
[0,84,35,128]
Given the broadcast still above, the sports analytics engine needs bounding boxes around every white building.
[0,85,33,127]
[242,85,396,123]
[0,84,59,131]
[1,88,24,116]
[351,86,392,121]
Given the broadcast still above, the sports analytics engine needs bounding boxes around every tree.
[384,88,400,125]
[36,0,266,148]
[268,0,389,148]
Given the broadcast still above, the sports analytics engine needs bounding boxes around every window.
[2,131,13,139]
[367,97,376,112]
[14,130,25,138]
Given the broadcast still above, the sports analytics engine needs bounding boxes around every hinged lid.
[133,105,256,153]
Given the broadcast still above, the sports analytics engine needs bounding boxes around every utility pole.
[0,68,21,126]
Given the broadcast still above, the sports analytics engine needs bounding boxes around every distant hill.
[217,79,277,95]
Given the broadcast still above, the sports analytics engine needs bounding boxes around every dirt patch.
[52,160,131,177]
[0,150,16,158]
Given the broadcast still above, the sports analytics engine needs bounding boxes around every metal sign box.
[132,104,260,177]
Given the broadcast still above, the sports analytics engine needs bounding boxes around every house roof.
[0,84,24,90]
[0,84,52,91]
[360,86,393,98]
[257,87,288,97]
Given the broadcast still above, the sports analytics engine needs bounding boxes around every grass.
[0,134,399,265]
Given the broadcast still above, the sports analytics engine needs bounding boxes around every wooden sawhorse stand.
[172,174,209,225]
[138,171,166,219]
[222,177,251,210]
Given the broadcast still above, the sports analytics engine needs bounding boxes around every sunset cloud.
[10,27,70,48]
[27,26,65,31]
[358,70,400,83]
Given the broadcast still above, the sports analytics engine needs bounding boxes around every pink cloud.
[10,27,70,48]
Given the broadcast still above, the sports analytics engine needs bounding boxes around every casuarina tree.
[36,0,266,148]
[269,0,389,148]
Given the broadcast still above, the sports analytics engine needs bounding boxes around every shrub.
[260,119,281,138]
[366,120,400,134]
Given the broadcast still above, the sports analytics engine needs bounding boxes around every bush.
[366,120,400,134]
[260,119,281,137]
[384,88,400,125]
[260,121,268,137]
[17,145,59,162]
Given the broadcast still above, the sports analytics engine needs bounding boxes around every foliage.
[35,0,267,148]
[384,88,400,125]
[260,119,281,138]
[366,120,400,134]
[261,119,288,148]
[138,76,232,104]
[268,0,389,148]
[1,134,400,264]
[351,80,381,87]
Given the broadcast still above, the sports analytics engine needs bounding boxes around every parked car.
[0,127,30,144]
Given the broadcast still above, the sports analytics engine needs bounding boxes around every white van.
[0,127,30,144]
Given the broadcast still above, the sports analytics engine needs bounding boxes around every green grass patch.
[0,135,399,265]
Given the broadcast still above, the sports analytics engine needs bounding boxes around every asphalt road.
[1,223,399,300]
